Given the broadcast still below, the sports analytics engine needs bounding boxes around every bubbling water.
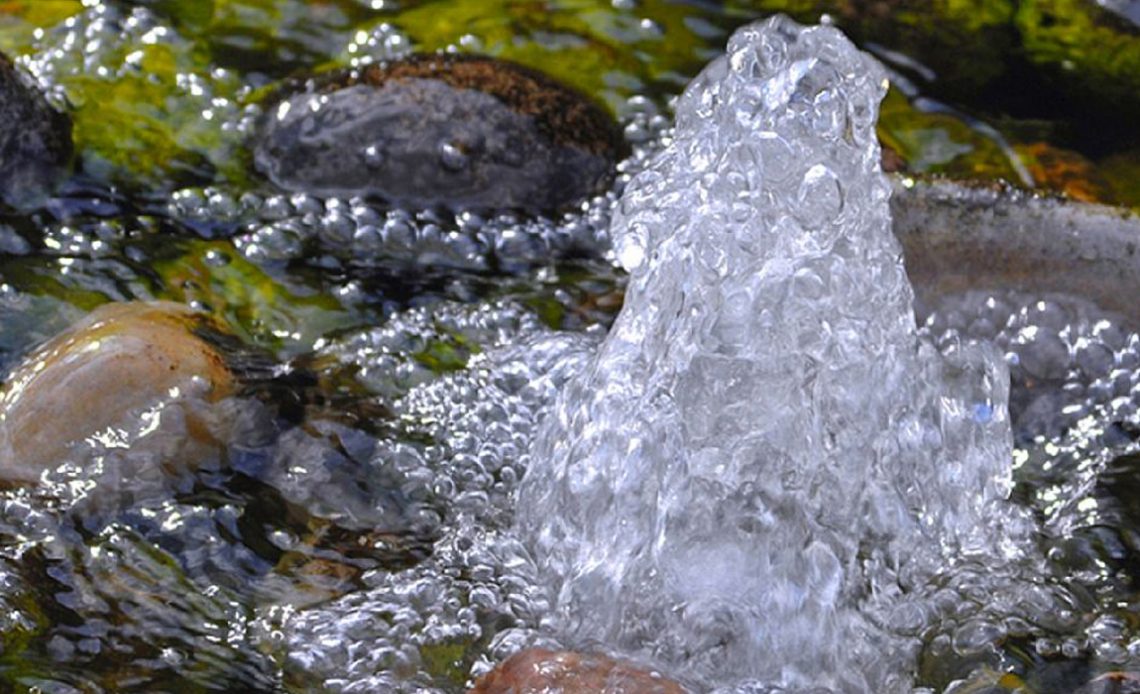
[516,16,1039,692]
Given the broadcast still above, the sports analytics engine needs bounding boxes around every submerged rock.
[253,53,625,211]
[0,50,72,208]
[469,649,687,694]
[1076,673,1140,694]
[0,301,235,483]
[890,179,1140,326]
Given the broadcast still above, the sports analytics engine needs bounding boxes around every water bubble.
[439,141,470,172]
[362,144,386,170]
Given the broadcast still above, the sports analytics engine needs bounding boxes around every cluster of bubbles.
[160,94,671,274]
[267,300,600,691]
[921,289,1140,677]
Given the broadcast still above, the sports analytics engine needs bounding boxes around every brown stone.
[0,301,235,482]
[1075,672,1140,694]
[469,648,687,694]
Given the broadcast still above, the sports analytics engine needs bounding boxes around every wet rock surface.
[0,50,72,208]
[0,301,235,483]
[1076,672,1140,694]
[253,53,625,211]
[470,649,687,694]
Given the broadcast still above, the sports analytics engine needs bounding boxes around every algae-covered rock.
[253,54,625,211]
[376,0,715,102]
[0,301,235,482]
[0,50,72,208]
[877,87,1025,183]
[469,649,687,694]
[1015,141,1116,203]
[1016,0,1140,120]
[24,3,248,193]
[153,239,357,357]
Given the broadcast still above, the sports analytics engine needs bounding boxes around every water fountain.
[517,15,1042,692]
[7,4,1140,692]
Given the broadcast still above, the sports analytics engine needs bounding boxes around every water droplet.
[439,141,469,171]
[362,144,385,170]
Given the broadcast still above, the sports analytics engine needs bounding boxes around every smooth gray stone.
[253,55,623,212]
[892,179,1140,327]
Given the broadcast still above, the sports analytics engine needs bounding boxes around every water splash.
[516,16,1036,691]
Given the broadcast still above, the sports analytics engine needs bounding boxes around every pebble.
[0,301,235,483]
[469,649,688,694]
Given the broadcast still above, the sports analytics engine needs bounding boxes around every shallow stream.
[3,1,1140,693]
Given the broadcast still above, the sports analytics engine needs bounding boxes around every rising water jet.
[517,15,1041,692]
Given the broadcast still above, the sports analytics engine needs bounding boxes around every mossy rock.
[1016,0,1140,122]
[877,87,1024,183]
[1014,141,1116,203]
[13,4,252,193]
[153,239,358,357]
[380,0,717,106]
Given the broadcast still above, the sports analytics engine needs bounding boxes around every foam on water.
[516,16,1037,691]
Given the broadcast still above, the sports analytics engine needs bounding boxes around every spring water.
[517,15,1039,692]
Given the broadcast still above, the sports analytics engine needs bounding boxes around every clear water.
[4,4,1140,694]
[516,16,1041,692]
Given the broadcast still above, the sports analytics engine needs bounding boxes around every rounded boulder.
[253,53,625,212]
[0,301,236,483]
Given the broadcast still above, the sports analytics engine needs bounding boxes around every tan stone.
[0,301,234,482]
[469,648,687,694]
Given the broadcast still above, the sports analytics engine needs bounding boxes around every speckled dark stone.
[253,54,626,212]
[0,51,72,208]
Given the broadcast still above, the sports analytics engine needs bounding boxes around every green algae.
[153,239,360,357]
[419,638,476,689]
[1017,0,1140,120]
[412,331,479,374]
[0,0,82,52]
[877,88,1024,182]
[366,0,726,110]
